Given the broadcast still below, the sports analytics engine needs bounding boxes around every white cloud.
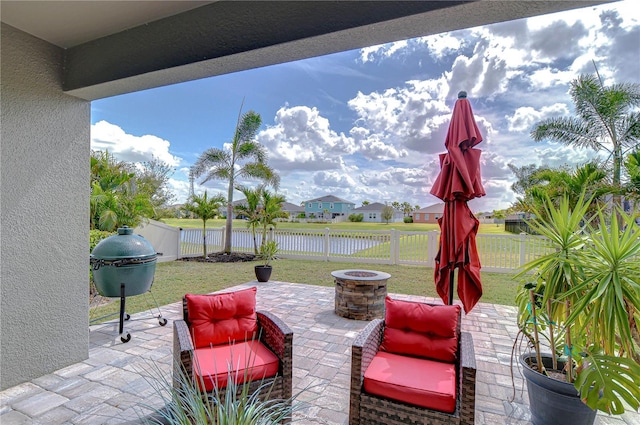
[359,40,410,63]
[167,178,191,204]
[531,144,600,169]
[423,33,465,60]
[91,120,181,167]
[359,167,428,188]
[257,106,355,172]
[312,170,358,188]
[507,103,570,133]
[347,83,452,159]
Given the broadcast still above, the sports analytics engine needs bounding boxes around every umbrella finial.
[458,91,467,99]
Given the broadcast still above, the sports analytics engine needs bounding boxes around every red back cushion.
[380,297,460,362]
[185,287,258,349]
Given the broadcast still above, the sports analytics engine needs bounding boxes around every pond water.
[181,230,382,255]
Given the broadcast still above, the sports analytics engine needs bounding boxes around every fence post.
[519,232,527,267]
[324,228,330,261]
[427,230,439,265]
[390,229,398,265]
[177,227,183,259]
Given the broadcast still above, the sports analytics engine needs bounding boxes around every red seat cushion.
[381,297,460,362]
[193,340,280,392]
[185,288,258,349]
[364,351,457,413]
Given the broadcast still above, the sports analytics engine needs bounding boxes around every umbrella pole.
[449,201,456,305]
[449,268,455,305]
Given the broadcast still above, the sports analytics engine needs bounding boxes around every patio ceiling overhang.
[1,0,614,101]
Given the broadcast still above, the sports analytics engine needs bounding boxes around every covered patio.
[3,281,637,424]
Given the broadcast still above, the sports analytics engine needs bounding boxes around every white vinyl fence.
[175,225,552,273]
[135,220,181,262]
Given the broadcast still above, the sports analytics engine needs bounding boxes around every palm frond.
[233,111,262,148]
[240,162,277,184]
[192,148,231,181]
[236,141,267,162]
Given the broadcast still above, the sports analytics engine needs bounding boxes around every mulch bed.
[179,252,257,263]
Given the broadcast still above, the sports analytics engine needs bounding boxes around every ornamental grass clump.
[139,359,301,425]
[514,194,640,414]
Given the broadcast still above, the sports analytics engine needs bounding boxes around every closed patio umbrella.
[430,91,485,313]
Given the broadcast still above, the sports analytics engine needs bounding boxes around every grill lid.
[90,226,157,262]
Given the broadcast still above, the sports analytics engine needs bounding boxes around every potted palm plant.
[514,194,640,425]
[255,240,278,282]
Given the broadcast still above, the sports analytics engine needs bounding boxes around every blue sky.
[91,0,640,212]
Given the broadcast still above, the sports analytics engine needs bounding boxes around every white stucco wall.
[1,24,90,389]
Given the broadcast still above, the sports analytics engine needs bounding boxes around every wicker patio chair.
[349,297,476,425]
[173,287,293,419]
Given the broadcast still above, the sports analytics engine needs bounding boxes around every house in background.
[304,195,355,219]
[412,203,445,224]
[281,201,305,219]
[351,202,403,223]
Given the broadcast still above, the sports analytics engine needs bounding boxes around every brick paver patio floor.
[1,281,638,424]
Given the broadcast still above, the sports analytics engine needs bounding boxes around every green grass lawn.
[89,258,521,323]
[160,218,509,234]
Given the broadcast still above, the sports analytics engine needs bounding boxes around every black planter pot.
[519,353,596,425]
[254,265,272,282]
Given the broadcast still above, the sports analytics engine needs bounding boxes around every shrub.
[90,229,115,252]
[348,213,364,222]
[89,229,115,304]
[403,217,413,223]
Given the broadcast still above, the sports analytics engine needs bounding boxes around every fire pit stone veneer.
[332,269,390,320]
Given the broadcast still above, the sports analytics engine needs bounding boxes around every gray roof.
[281,202,304,212]
[352,202,389,212]
[413,203,445,214]
[305,195,354,205]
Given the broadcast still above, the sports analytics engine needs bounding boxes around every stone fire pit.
[332,269,390,320]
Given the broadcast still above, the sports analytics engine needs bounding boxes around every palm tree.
[258,189,286,250]
[520,162,610,220]
[90,150,154,231]
[235,184,264,254]
[537,162,609,205]
[182,191,225,258]
[507,163,551,197]
[531,71,640,207]
[401,202,413,217]
[191,108,279,253]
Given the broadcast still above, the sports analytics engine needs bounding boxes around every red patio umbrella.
[430,91,485,313]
